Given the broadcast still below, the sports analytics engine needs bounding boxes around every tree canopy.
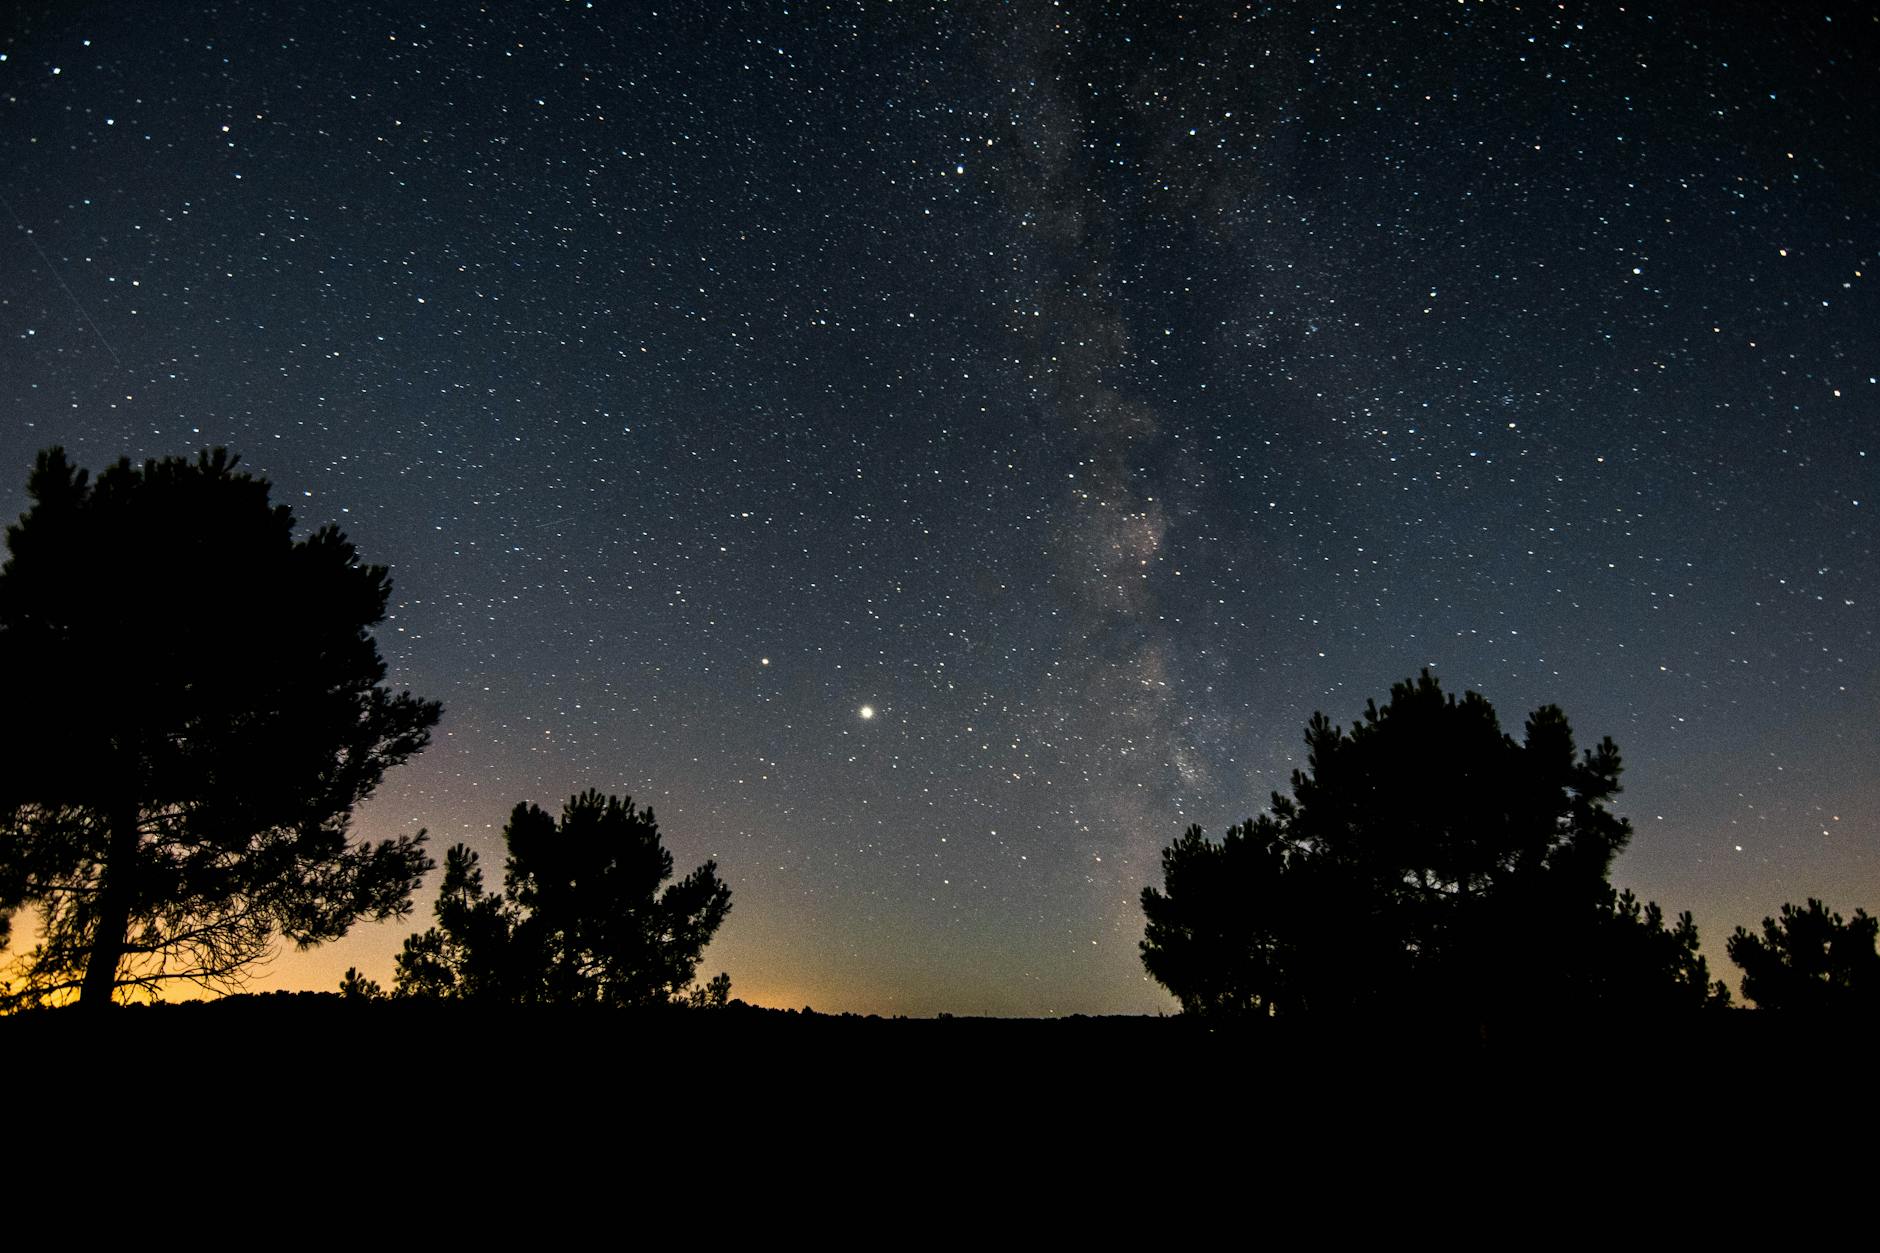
[1140,671,1727,1020]
[1727,898,1879,1012]
[0,447,440,1008]
[394,790,732,1008]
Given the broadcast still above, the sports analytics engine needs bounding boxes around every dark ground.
[11,994,1865,1106]
[10,997,1870,1198]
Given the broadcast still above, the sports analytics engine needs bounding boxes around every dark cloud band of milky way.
[978,5,1302,876]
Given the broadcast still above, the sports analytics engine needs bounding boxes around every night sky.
[3,2,1874,1015]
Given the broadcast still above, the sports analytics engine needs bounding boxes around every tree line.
[0,447,1872,1017]
[0,448,728,1012]
[1139,670,1878,1019]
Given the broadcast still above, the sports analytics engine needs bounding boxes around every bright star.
[859,705,875,720]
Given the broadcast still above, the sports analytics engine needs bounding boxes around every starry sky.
[3,1,1874,1016]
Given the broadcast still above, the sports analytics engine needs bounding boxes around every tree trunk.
[78,804,141,1009]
